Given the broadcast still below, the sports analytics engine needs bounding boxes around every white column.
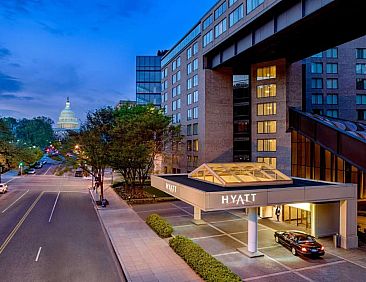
[194,206,201,221]
[339,199,358,249]
[248,207,258,253]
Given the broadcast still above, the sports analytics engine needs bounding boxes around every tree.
[110,105,181,191]
[65,107,114,201]
[16,117,54,148]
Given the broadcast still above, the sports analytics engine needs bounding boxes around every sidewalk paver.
[93,187,202,282]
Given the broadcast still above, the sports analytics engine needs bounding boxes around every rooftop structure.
[189,163,293,187]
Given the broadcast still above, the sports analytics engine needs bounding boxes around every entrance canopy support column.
[237,207,264,258]
[192,206,206,225]
[339,199,358,249]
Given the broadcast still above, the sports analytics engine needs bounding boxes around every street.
[0,166,124,282]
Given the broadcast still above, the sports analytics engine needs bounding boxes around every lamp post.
[0,166,3,184]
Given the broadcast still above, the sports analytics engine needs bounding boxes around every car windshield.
[295,234,315,243]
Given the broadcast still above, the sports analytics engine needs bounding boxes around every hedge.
[169,235,242,282]
[146,214,173,238]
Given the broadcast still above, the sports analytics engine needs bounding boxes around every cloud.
[0,94,34,101]
[0,72,23,93]
[0,109,23,117]
[36,21,66,36]
[0,0,43,19]
[0,47,11,59]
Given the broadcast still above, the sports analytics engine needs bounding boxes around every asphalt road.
[0,167,125,282]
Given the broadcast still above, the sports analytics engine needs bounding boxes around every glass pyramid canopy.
[188,163,293,187]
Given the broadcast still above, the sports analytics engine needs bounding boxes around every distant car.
[75,170,83,177]
[274,231,325,257]
[27,169,36,174]
[0,183,8,193]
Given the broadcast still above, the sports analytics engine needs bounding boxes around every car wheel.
[291,247,297,256]
[275,236,279,243]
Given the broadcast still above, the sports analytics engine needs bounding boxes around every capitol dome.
[57,97,79,130]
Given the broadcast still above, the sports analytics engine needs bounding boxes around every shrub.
[169,235,241,282]
[146,214,173,238]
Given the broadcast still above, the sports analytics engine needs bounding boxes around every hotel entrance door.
[283,204,312,229]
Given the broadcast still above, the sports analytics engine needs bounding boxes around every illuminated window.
[187,140,192,151]
[256,84,276,98]
[257,66,276,80]
[257,139,276,152]
[257,102,277,116]
[257,157,277,168]
[193,139,199,152]
[257,121,276,134]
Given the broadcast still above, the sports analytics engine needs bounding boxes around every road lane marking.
[0,192,44,255]
[213,251,240,257]
[35,247,42,262]
[244,260,346,281]
[48,191,60,223]
[44,165,52,175]
[2,189,30,213]
[5,177,19,184]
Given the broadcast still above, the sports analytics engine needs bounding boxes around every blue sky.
[0,0,215,122]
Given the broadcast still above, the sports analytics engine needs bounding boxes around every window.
[172,100,176,111]
[356,94,366,105]
[187,109,192,120]
[193,156,198,166]
[311,78,323,89]
[187,124,192,136]
[177,85,181,95]
[193,139,199,152]
[326,94,338,105]
[177,57,181,67]
[177,98,181,109]
[172,71,180,84]
[326,110,338,118]
[187,93,192,105]
[357,79,366,90]
[358,110,366,121]
[257,102,277,116]
[326,79,338,89]
[172,113,181,124]
[162,92,168,102]
[311,52,323,58]
[187,48,192,60]
[172,87,177,98]
[187,78,192,90]
[193,107,199,119]
[215,18,227,38]
[257,121,277,134]
[187,140,192,151]
[257,66,276,80]
[311,63,323,74]
[193,123,198,135]
[172,60,176,71]
[162,68,168,79]
[214,2,227,20]
[202,14,213,30]
[229,4,243,27]
[356,63,366,74]
[256,84,276,98]
[187,63,192,75]
[203,30,213,47]
[311,94,323,105]
[193,42,198,55]
[325,48,338,58]
[193,59,198,71]
[229,0,238,7]
[257,157,276,168]
[247,0,264,14]
[326,63,338,74]
[193,91,199,103]
[193,75,198,87]
[356,48,366,59]
[257,139,276,152]
[163,105,168,114]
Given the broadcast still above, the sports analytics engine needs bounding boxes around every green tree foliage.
[16,117,54,148]
[65,107,115,200]
[110,105,180,189]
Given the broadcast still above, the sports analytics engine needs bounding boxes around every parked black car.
[274,230,325,257]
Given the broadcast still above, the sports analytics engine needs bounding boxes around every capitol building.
[56,97,80,131]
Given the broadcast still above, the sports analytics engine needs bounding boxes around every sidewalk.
[91,187,202,282]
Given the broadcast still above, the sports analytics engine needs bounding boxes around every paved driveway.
[133,201,366,282]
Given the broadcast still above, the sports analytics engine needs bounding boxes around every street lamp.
[0,166,3,184]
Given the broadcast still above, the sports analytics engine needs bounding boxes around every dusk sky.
[0,0,215,123]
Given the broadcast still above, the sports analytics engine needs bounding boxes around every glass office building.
[136,55,162,106]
